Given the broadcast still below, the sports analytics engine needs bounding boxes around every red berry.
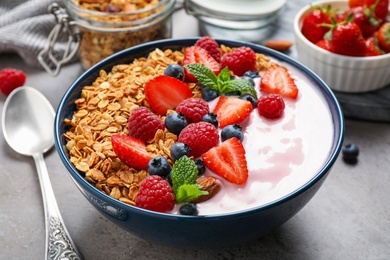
[301,9,332,44]
[221,47,256,76]
[213,96,252,128]
[178,122,219,158]
[195,36,222,63]
[202,137,248,185]
[135,175,175,213]
[144,75,193,116]
[257,94,285,119]
[175,98,210,123]
[0,68,26,96]
[128,107,165,142]
[377,22,390,53]
[260,66,299,99]
[111,134,152,170]
[183,46,220,82]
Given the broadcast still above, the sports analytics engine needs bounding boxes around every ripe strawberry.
[342,6,380,38]
[144,75,193,116]
[202,137,248,185]
[260,66,299,99]
[349,0,389,22]
[128,107,165,142]
[220,47,257,76]
[316,39,335,52]
[183,46,220,82]
[327,21,366,56]
[135,175,175,213]
[213,96,252,128]
[364,37,384,56]
[0,68,26,96]
[301,8,332,44]
[195,36,222,63]
[175,97,210,123]
[377,22,390,53]
[111,134,152,170]
[257,94,285,119]
[178,122,219,158]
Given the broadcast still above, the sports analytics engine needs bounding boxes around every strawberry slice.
[144,75,193,116]
[260,66,299,99]
[202,137,248,185]
[213,96,252,128]
[183,46,220,82]
[111,134,152,170]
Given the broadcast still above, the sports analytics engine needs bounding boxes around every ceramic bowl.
[293,0,390,93]
[54,38,344,248]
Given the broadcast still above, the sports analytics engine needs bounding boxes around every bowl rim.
[54,37,344,219]
[293,0,390,61]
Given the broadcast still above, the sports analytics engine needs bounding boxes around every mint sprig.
[171,156,207,203]
[184,64,257,98]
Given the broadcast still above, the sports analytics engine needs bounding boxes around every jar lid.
[189,0,287,16]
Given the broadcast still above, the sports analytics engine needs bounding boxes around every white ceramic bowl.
[294,0,390,93]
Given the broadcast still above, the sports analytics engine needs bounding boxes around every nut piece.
[264,40,293,51]
[193,176,221,203]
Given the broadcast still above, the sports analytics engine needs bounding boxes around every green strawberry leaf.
[171,156,199,194]
[175,184,208,203]
[184,64,257,98]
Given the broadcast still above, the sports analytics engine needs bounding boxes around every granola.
[64,45,272,206]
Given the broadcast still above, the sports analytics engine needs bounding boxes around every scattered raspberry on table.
[0,68,26,96]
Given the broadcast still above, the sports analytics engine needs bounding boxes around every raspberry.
[135,175,175,213]
[221,47,256,76]
[0,68,26,96]
[257,94,285,119]
[178,121,219,157]
[175,98,210,123]
[128,107,165,142]
[195,36,222,63]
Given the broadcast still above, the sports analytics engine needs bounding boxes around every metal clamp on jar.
[39,0,176,76]
[184,0,286,43]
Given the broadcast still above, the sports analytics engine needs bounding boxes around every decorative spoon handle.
[33,153,83,260]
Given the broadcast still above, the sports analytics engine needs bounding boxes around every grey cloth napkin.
[0,0,78,68]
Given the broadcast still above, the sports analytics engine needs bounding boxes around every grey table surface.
[1,1,390,259]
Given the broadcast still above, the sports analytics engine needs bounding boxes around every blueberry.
[148,156,171,178]
[164,64,185,81]
[342,143,359,164]
[165,112,188,135]
[170,142,191,161]
[194,159,206,176]
[243,70,260,79]
[179,203,198,216]
[221,124,243,142]
[240,94,257,109]
[200,84,219,101]
[201,113,219,128]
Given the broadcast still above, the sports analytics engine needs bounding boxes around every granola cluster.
[64,46,272,206]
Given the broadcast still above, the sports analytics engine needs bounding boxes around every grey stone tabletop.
[1,1,390,259]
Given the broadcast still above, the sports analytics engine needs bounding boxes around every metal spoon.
[2,87,83,260]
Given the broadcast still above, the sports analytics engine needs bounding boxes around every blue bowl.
[54,38,344,248]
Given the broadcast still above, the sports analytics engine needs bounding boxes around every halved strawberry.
[201,137,248,185]
[183,46,220,82]
[144,75,193,116]
[213,96,252,128]
[111,134,152,170]
[260,66,299,99]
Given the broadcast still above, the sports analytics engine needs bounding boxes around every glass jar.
[39,0,175,75]
[184,0,286,43]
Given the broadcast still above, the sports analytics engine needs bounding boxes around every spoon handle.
[33,153,83,260]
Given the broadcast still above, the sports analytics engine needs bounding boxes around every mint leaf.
[225,78,257,97]
[171,156,198,194]
[217,66,231,84]
[175,184,208,203]
[184,64,218,90]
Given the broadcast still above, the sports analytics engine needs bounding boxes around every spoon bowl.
[2,87,83,259]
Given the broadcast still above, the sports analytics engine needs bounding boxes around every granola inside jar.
[66,0,176,69]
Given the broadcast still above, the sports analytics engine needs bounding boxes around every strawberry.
[260,66,299,99]
[349,0,389,23]
[183,46,220,82]
[316,39,335,52]
[364,37,384,56]
[341,6,381,38]
[202,137,248,185]
[377,22,390,53]
[301,7,332,44]
[111,134,152,170]
[213,96,252,128]
[144,75,193,116]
